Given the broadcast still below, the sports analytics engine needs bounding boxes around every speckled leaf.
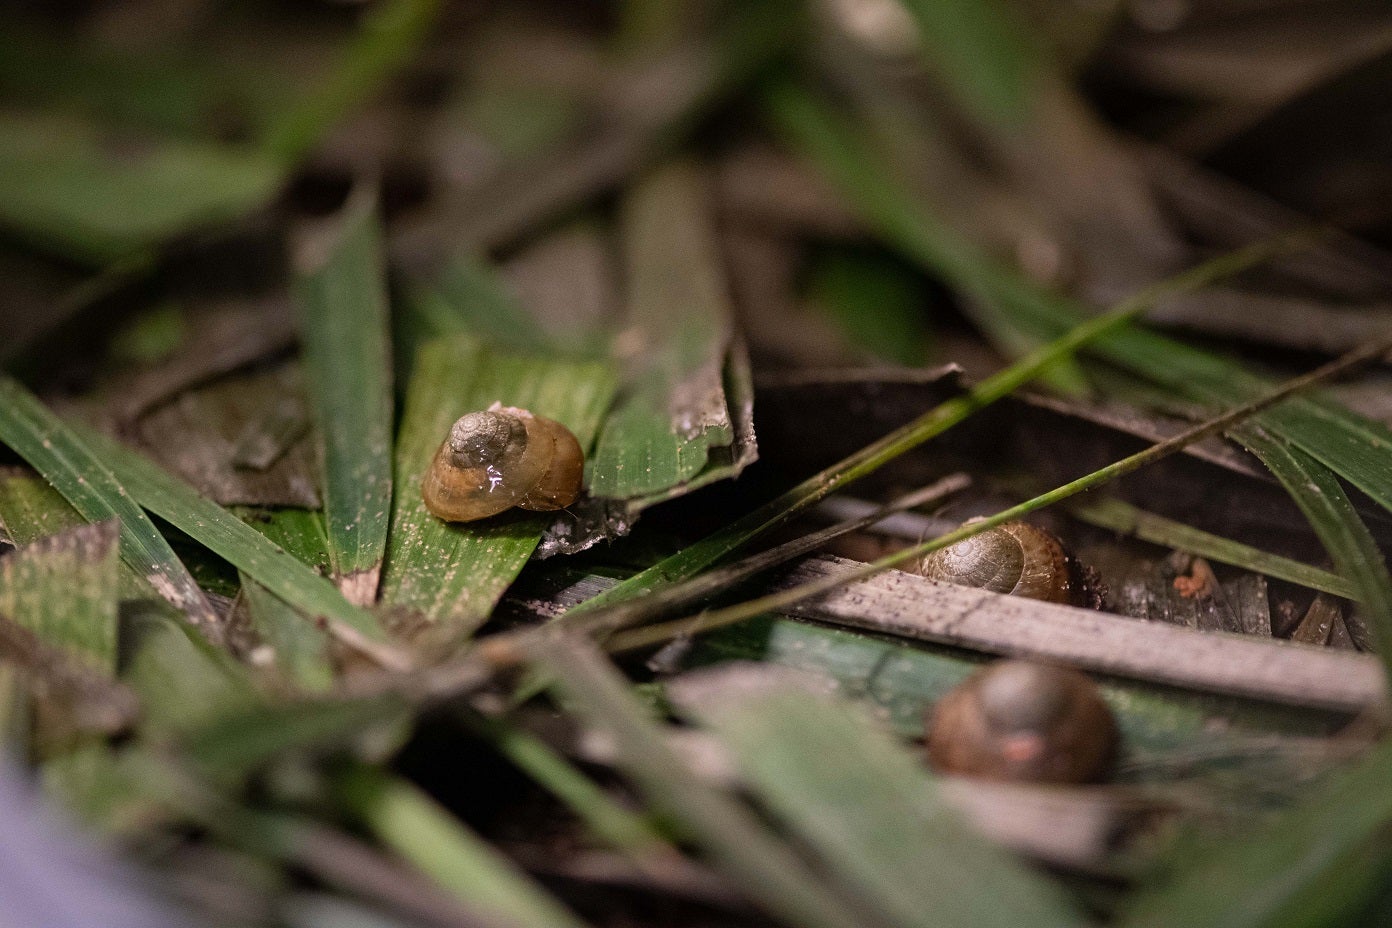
[0,520,119,674]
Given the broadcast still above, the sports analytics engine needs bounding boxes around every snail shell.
[421,406,583,523]
[918,521,1073,604]
[926,660,1118,784]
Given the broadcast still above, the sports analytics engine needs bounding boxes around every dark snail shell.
[421,406,583,523]
[918,521,1073,604]
[926,660,1118,784]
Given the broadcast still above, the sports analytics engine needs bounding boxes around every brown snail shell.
[918,521,1074,604]
[926,660,1118,784]
[421,406,583,523]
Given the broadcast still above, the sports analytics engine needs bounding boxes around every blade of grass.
[895,0,1040,126]
[1232,428,1392,657]
[1067,496,1357,600]
[237,507,335,691]
[471,713,685,879]
[295,191,394,606]
[336,767,591,928]
[670,668,1083,928]
[0,520,119,674]
[765,78,1392,520]
[527,633,889,928]
[73,427,403,668]
[380,336,617,632]
[561,234,1293,620]
[120,602,260,734]
[0,110,282,265]
[0,376,220,637]
[1120,737,1392,928]
[587,161,744,505]
[260,0,443,164]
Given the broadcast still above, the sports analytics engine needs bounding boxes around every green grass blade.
[260,0,442,164]
[1068,497,1357,600]
[588,162,741,502]
[74,426,393,655]
[528,633,884,928]
[380,336,618,631]
[1120,738,1392,928]
[295,192,394,605]
[0,376,220,635]
[671,670,1083,928]
[1233,429,1392,670]
[896,0,1040,126]
[480,718,680,870]
[337,767,590,928]
[0,520,119,674]
[0,110,282,265]
[121,603,260,734]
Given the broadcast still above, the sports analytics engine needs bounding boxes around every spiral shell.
[918,521,1073,604]
[421,406,583,523]
[926,660,1118,784]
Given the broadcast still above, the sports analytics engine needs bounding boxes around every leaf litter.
[4,3,1392,927]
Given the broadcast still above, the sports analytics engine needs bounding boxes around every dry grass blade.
[295,191,394,606]
[0,376,220,638]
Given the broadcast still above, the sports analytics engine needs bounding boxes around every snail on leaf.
[422,404,583,523]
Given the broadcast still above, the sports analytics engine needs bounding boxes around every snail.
[925,660,1118,784]
[918,521,1077,605]
[422,405,583,523]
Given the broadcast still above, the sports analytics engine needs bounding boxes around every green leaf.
[237,507,335,691]
[75,426,391,651]
[338,767,590,928]
[588,162,745,503]
[121,603,259,734]
[0,376,219,634]
[670,668,1083,928]
[0,520,119,673]
[896,0,1040,126]
[1120,738,1392,928]
[380,336,618,631]
[0,110,282,265]
[528,634,879,928]
[295,192,394,605]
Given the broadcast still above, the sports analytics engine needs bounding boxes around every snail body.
[926,660,1117,784]
[919,521,1074,604]
[422,406,583,523]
